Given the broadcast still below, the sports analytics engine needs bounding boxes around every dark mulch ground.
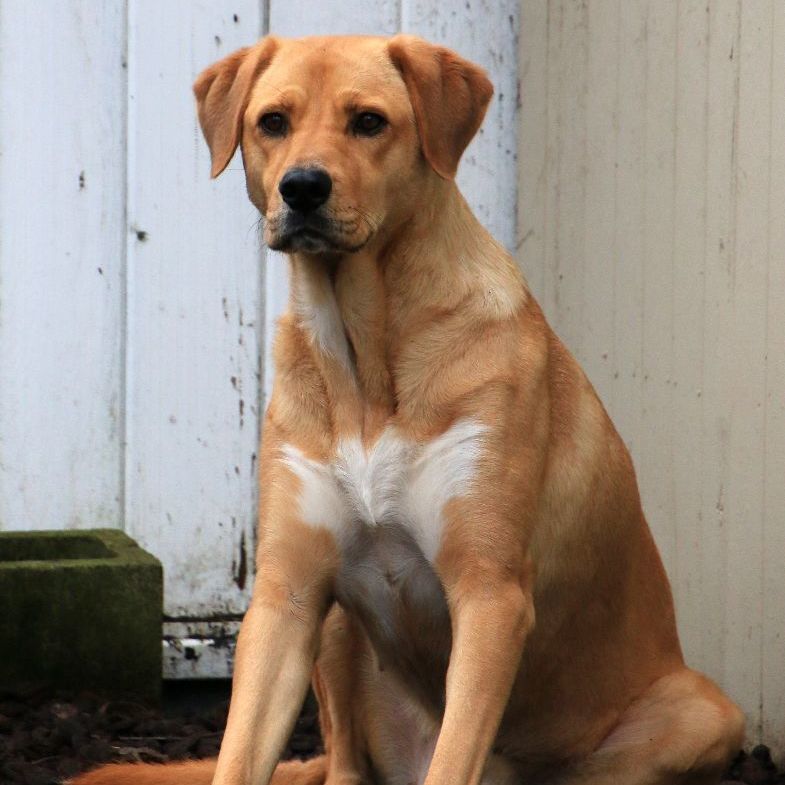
[0,681,781,785]
[0,681,319,784]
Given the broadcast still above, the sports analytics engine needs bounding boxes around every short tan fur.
[73,34,744,785]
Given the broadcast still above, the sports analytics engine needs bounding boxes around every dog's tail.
[68,754,327,785]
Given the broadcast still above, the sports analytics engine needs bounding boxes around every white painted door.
[0,1,520,677]
[0,2,125,536]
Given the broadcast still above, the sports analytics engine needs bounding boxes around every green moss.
[0,529,163,702]
[0,532,113,561]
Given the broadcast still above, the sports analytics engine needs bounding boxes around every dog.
[72,34,745,785]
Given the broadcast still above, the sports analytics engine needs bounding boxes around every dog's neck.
[285,179,527,433]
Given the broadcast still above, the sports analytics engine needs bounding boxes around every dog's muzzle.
[268,166,336,253]
[267,166,372,255]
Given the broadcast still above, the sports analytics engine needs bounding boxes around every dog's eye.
[259,112,287,136]
[353,112,387,136]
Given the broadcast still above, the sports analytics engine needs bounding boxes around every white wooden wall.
[0,0,518,670]
[519,0,785,754]
[2,0,782,752]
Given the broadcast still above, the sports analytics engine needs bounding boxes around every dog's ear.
[193,37,278,178]
[388,35,493,179]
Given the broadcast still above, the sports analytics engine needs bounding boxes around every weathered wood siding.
[0,2,126,536]
[124,1,267,620]
[0,1,519,627]
[2,0,782,752]
[519,0,785,753]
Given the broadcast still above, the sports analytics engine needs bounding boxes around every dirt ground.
[0,682,780,785]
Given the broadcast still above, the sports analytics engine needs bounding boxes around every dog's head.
[193,35,493,255]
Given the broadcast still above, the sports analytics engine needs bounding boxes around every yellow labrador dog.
[74,34,744,785]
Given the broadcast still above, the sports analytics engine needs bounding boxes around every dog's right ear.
[193,37,278,178]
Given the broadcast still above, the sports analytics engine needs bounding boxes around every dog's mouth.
[273,224,337,254]
[266,209,373,255]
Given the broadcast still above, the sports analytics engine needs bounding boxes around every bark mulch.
[0,682,319,785]
[0,682,780,785]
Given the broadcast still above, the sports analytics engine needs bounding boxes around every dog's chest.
[281,418,486,562]
[281,419,486,706]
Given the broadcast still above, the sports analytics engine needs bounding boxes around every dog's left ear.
[193,36,278,178]
[388,35,493,179]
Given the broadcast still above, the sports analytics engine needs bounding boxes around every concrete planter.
[0,529,162,701]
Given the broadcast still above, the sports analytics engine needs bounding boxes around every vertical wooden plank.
[550,0,589,361]
[125,1,265,618]
[638,1,678,582]
[721,0,770,737]
[401,0,520,251]
[0,3,125,532]
[539,0,563,330]
[263,2,400,408]
[762,1,785,757]
[580,0,619,407]
[700,0,741,700]
[670,0,710,671]
[611,0,646,459]
[264,3,518,400]
[269,0,398,36]
[516,0,548,298]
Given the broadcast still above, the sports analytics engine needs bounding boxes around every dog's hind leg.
[314,605,371,785]
[551,669,744,785]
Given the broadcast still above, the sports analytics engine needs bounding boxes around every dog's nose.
[278,167,332,213]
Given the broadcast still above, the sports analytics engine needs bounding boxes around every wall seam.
[119,0,130,534]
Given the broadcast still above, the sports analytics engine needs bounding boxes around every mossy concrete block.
[0,529,162,702]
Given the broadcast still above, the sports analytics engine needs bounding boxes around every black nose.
[278,167,332,213]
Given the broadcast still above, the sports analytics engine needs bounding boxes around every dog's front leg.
[212,580,326,785]
[213,445,340,785]
[413,357,549,785]
[424,405,543,785]
[426,551,535,785]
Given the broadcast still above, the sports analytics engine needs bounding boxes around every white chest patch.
[280,419,487,562]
